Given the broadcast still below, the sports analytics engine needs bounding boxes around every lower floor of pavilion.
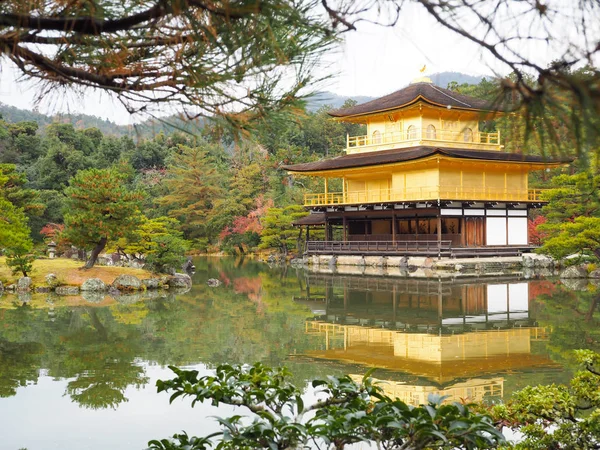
[294,201,539,257]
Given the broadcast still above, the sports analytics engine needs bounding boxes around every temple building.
[283,78,571,257]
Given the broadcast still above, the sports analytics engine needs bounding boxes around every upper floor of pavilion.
[330,77,505,153]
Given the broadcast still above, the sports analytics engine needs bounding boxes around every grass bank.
[0,257,157,286]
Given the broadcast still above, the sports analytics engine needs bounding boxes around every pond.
[0,257,598,450]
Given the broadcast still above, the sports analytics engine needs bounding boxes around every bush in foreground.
[148,363,503,450]
[489,349,600,449]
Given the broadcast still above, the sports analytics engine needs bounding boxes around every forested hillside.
[0,73,481,137]
[0,97,366,255]
[0,72,590,258]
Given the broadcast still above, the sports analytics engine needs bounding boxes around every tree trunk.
[83,237,107,269]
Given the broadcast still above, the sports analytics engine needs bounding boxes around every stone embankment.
[1,272,193,302]
[296,253,558,278]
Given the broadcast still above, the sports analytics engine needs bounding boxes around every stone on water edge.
[588,269,600,279]
[81,278,108,292]
[386,257,404,268]
[363,256,385,267]
[112,274,143,291]
[422,257,435,269]
[168,273,192,288]
[522,254,536,268]
[318,255,335,266]
[206,278,221,287]
[142,278,161,289]
[17,277,32,292]
[0,281,3,292]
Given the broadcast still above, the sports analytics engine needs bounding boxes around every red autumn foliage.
[40,223,65,240]
[528,216,549,246]
[219,196,274,241]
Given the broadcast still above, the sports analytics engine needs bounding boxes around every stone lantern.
[47,241,57,259]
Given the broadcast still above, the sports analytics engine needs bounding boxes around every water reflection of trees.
[533,284,600,364]
[0,258,331,407]
[5,257,595,410]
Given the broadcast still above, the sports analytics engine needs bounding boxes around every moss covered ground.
[0,257,156,286]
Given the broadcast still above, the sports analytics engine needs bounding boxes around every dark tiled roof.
[329,83,497,117]
[282,147,572,173]
[293,212,326,226]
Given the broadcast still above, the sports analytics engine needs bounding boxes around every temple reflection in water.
[296,274,557,405]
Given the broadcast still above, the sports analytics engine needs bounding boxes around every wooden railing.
[304,188,547,206]
[347,128,500,150]
[306,240,452,257]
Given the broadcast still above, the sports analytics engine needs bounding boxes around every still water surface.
[1,257,598,449]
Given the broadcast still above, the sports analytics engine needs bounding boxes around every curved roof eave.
[328,95,497,120]
[283,146,573,174]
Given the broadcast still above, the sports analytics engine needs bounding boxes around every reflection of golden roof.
[304,322,556,384]
[349,375,504,406]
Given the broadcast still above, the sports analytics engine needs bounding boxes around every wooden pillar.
[306,226,310,241]
[415,214,419,241]
[343,215,347,242]
[392,212,396,243]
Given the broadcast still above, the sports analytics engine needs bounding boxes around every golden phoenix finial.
[420,64,426,73]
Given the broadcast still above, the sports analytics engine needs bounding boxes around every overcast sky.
[0,2,585,125]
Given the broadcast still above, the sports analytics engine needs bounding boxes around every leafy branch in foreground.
[0,0,338,125]
[149,363,504,450]
[489,350,600,450]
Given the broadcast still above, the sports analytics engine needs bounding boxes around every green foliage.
[150,363,504,450]
[5,249,34,277]
[33,136,92,191]
[258,206,308,255]
[117,216,190,273]
[63,166,144,267]
[157,145,226,240]
[539,172,600,259]
[540,216,600,260]
[489,350,600,450]
[0,166,34,274]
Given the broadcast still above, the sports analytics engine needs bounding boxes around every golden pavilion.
[283,78,571,256]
